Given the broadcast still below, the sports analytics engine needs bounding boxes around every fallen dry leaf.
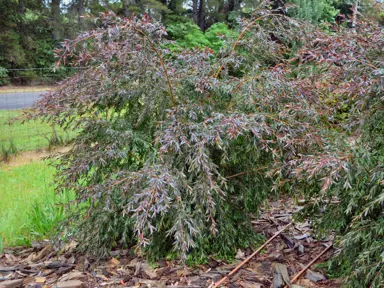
[108,257,120,266]
[35,276,46,283]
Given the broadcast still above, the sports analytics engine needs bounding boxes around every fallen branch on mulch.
[1,197,339,288]
[211,222,292,288]
[288,243,333,286]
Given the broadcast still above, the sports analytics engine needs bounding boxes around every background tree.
[2,0,382,86]
[51,0,62,41]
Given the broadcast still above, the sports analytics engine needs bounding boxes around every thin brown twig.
[261,113,289,126]
[55,31,104,69]
[211,222,292,288]
[288,244,333,286]
[226,75,264,111]
[225,165,268,179]
[232,75,263,95]
[134,27,177,107]
[226,171,249,179]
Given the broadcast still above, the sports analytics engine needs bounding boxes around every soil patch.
[0,147,70,169]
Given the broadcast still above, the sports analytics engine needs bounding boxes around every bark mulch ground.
[0,198,342,288]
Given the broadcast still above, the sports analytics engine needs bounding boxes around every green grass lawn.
[0,110,76,159]
[0,160,74,248]
[0,109,76,249]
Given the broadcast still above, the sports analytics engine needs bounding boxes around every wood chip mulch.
[0,198,342,288]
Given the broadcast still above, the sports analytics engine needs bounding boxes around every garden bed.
[0,197,340,288]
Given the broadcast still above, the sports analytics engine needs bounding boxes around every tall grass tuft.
[0,140,18,162]
[18,190,74,245]
[0,160,74,247]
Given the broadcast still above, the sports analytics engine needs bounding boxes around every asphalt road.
[0,91,46,110]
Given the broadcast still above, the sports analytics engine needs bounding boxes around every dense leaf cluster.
[30,11,325,260]
[289,21,384,286]
[29,8,383,286]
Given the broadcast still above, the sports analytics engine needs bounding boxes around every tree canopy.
[1,0,383,83]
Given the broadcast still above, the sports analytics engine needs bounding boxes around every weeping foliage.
[290,21,384,287]
[28,11,326,260]
[27,8,384,285]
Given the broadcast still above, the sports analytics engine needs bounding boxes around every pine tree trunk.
[350,1,359,32]
[168,0,177,12]
[234,0,240,11]
[229,0,234,12]
[272,0,285,12]
[198,0,205,30]
[122,0,129,16]
[193,0,198,24]
[229,0,240,12]
[19,0,25,14]
[51,0,61,41]
[78,0,85,25]
[137,0,144,13]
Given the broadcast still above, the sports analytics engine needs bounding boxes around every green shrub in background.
[166,21,211,49]
[380,11,384,24]
[204,23,238,51]
[166,21,237,51]
[288,0,339,24]
[0,67,9,86]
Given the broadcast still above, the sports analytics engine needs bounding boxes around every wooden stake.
[211,222,292,288]
[288,244,333,286]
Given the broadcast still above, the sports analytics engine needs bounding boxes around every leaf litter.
[0,197,341,288]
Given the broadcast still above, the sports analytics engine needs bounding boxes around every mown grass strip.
[0,87,51,94]
[0,110,76,160]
